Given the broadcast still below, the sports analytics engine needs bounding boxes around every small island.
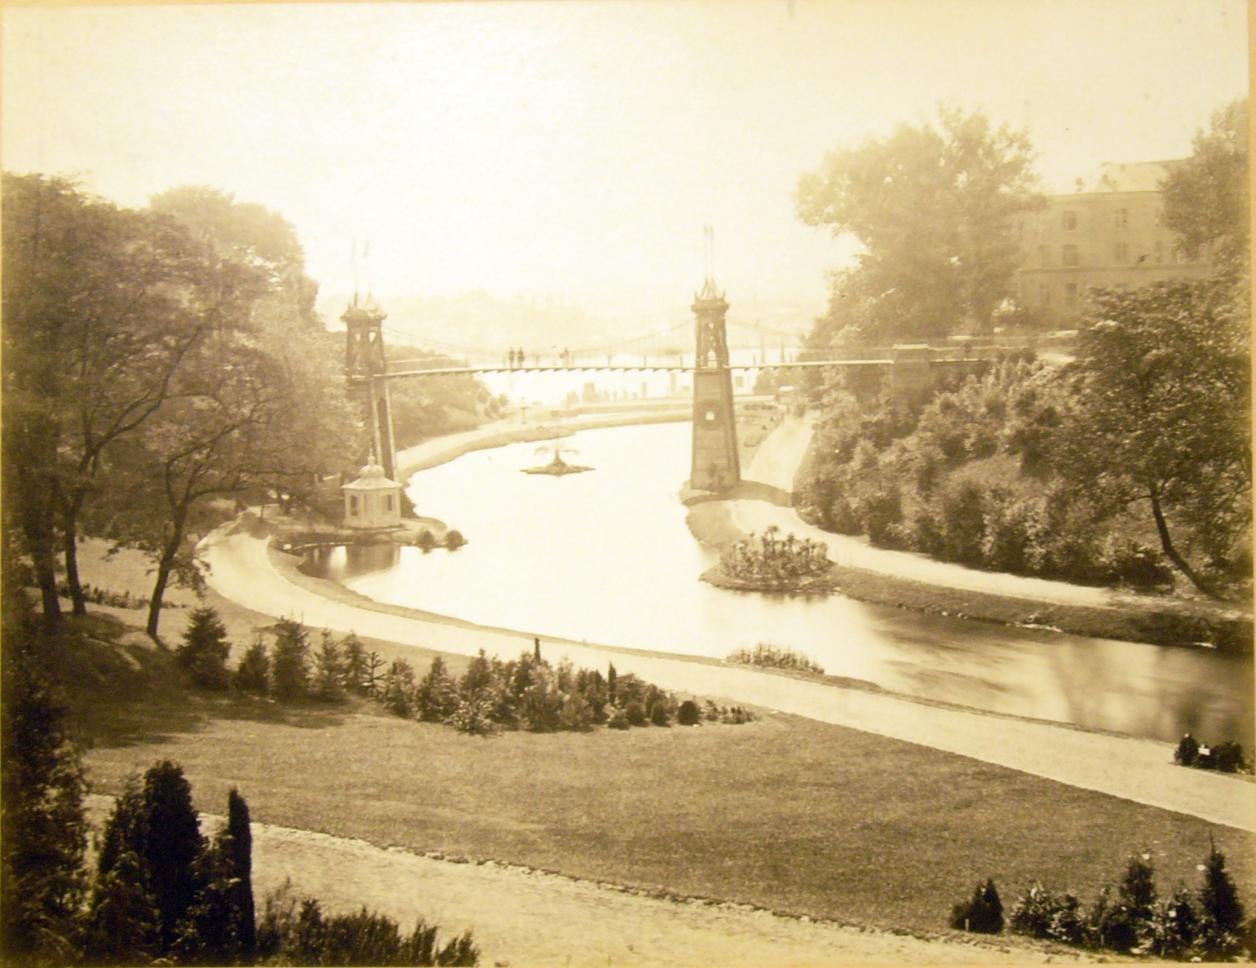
[703,525,833,592]
[523,442,594,476]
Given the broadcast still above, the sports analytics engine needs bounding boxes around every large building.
[1014,161,1211,323]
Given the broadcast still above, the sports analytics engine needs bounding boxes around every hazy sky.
[2,1,1248,320]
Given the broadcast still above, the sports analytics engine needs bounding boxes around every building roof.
[342,456,401,491]
[1084,160,1183,193]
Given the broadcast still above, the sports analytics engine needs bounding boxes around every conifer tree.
[176,606,232,689]
[364,650,385,697]
[270,618,310,701]
[234,637,271,695]
[415,656,457,722]
[383,659,418,718]
[341,633,369,694]
[1,590,89,966]
[312,630,345,702]
[1198,842,1246,958]
[83,850,162,964]
[139,761,209,949]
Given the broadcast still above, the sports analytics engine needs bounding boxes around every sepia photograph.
[1,1,1251,964]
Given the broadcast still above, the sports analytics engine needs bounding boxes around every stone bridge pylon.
[689,278,740,492]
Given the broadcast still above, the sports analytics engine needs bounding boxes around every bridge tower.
[343,296,399,481]
[690,278,740,492]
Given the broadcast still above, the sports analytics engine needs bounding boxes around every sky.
[2,0,1248,323]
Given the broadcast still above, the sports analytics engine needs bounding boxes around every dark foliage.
[176,606,232,690]
[949,879,1003,934]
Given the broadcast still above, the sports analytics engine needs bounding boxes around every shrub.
[382,660,418,718]
[1175,733,1201,766]
[176,607,231,690]
[606,707,630,730]
[1214,741,1246,774]
[559,692,593,731]
[727,642,824,675]
[341,633,370,695]
[649,701,671,727]
[444,529,466,550]
[447,696,497,736]
[234,639,270,695]
[416,530,437,552]
[1008,883,1084,945]
[1148,889,1198,960]
[623,701,647,726]
[416,656,458,723]
[312,631,346,703]
[677,699,701,726]
[949,879,1003,934]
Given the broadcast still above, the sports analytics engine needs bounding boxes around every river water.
[304,421,1252,744]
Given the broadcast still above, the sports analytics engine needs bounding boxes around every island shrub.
[719,526,830,586]
[949,878,1003,934]
[444,529,466,550]
[728,642,825,675]
[176,606,231,690]
[1174,733,1250,774]
[416,530,437,552]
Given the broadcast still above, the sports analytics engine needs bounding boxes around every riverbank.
[688,500,1253,652]
[710,413,1253,653]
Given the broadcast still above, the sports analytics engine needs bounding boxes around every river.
[303,421,1253,744]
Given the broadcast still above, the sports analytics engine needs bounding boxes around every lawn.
[61,612,1255,939]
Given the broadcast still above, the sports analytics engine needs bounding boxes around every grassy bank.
[59,611,1254,941]
[686,500,1253,652]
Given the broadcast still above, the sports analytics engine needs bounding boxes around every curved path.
[200,411,1255,832]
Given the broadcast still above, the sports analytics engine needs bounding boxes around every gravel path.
[200,519,1255,832]
[84,797,1071,966]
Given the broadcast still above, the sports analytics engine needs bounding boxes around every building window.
[1065,283,1078,307]
[1154,240,1163,263]
[349,495,359,516]
[385,494,393,512]
[1061,244,1078,267]
[1062,211,1078,231]
[1114,208,1128,228]
[1039,284,1051,307]
[1113,241,1129,264]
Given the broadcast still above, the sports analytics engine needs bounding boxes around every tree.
[1161,99,1249,278]
[1198,843,1245,958]
[949,878,1004,933]
[796,105,1043,343]
[0,588,89,965]
[270,619,310,701]
[382,659,418,718]
[312,630,346,702]
[415,656,458,722]
[2,175,197,621]
[341,633,370,694]
[234,638,271,695]
[176,787,256,964]
[137,762,209,949]
[1058,279,1250,593]
[176,606,232,690]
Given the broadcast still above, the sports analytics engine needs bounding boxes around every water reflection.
[302,422,1253,743]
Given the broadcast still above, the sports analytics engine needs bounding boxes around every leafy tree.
[234,638,271,695]
[176,606,232,690]
[1058,279,1250,593]
[0,589,89,965]
[1,174,220,622]
[270,618,310,701]
[796,105,1043,343]
[1161,99,1249,278]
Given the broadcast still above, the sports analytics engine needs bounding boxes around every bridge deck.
[371,357,995,379]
